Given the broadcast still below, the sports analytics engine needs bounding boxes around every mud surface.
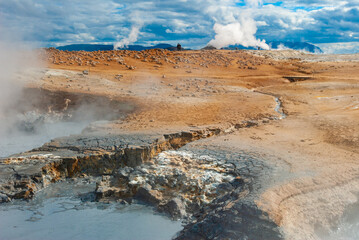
[0,179,182,240]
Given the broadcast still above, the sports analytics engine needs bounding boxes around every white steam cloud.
[0,26,46,157]
[208,19,269,50]
[0,44,19,109]
[207,0,269,50]
[114,25,141,49]
[0,30,27,133]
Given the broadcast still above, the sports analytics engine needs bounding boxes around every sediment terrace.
[1,49,359,239]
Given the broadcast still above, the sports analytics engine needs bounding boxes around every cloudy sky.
[0,0,359,53]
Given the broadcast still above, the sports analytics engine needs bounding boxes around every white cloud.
[245,0,263,8]
[0,0,358,52]
[256,21,268,26]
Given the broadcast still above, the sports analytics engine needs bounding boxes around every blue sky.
[0,0,359,53]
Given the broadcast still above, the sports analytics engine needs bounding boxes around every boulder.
[135,185,163,205]
[0,193,10,203]
[160,198,187,219]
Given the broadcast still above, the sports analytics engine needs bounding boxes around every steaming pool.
[0,121,89,158]
[0,120,182,240]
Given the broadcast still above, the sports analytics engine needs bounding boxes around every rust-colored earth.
[22,48,359,239]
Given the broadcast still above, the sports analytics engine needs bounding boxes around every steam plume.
[0,34,24,134]
[0,26,41,135]
[208,20,269,50]
[207,1,269,50]
[114,25,141,49]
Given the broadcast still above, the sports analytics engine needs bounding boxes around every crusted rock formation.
[95,151,239,219]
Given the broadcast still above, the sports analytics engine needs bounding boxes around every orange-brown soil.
[22,48,359,239]
[34,49,314,129]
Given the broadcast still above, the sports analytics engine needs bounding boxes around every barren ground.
[11,49,359,239]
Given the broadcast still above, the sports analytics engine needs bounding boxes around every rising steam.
[0,31,30,135]
[207,0,269,50]
[208,20,269,50]
[114,25,142,49]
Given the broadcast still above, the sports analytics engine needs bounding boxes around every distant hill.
[56,42,321,53]
[268,41,323,53]
[56,43,181,51]
[219,45,255,50]
[220,41,323,53]
[201,45,217,50]
[57,44,113,51]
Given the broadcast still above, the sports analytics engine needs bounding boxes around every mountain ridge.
[56,41,322,53]
[56,43,179,51]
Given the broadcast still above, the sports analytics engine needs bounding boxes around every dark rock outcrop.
[175,186,283,240]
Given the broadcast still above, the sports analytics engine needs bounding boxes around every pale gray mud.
[0,179,182,240]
